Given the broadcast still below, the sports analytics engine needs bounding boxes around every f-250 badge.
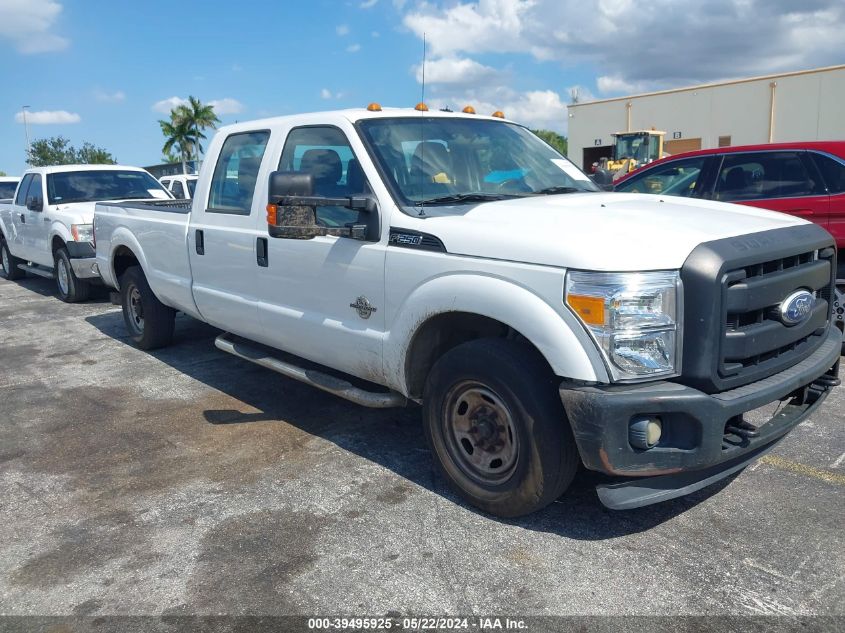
[350,296,377,319]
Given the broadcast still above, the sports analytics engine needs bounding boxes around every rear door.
[712,151,830,227]
[187,130,271,341]
[809,151,845,249]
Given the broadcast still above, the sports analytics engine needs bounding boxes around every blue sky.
[1,0,843,175]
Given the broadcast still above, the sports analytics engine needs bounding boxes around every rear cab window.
[208,131,271,215]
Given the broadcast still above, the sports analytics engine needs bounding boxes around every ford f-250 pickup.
[0,164,171,301]
[93,107,841,516]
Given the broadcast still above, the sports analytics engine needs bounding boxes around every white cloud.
[152,96,244,116]
[152,96,189,114]
[15,109,80,124]
[320,88,333,100]
[209,98,244,116]
[346,43,361,53]
[336,24,350,36]
[402,0,845,95]
[415,56,499,85]
[0,0,68,53]
[94,89,126,103]
[430,88,569,131]
[360,0,378,7]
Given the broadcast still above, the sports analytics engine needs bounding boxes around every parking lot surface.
[0,275,843,618]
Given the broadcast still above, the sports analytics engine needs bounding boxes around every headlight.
[565,270,682,381]
[71,224,94,243]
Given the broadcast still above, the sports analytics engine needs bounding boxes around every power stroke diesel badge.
[350,296,377,320]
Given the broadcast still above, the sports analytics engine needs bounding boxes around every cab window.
[278,126,370,228]
[615,157,706,197]
[715,152,821,202]
[171,180,185,198]
[14,175,32,206]
[208,130,270,215]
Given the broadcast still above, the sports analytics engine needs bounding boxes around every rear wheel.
[120,265,175,350]
[0,240,24,280]
[423,338,579,518]
[54,247,90,303]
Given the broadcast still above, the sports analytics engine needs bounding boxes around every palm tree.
[159,115,194,174]
[175,96,220,171]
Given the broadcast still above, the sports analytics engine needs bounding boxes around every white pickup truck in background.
[0,177,20,200]
[159,174,198,200]
[94,107,841,516]
[0,164,171,301]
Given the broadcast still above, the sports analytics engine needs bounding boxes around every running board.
[18,263,54,279]
[214,333,407,409]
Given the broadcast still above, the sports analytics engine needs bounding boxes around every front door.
[257,124,387,381]
[8,174,32,261]
[187,130,271,342]
[23,174,50,267]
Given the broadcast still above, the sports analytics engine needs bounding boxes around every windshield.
[0,181,18,199]
[358,117,597,207]
[46,170,169,204]
[614,134,659,162]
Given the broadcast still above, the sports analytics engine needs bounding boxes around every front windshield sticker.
[148,189,169,199]
[551,159,591,182]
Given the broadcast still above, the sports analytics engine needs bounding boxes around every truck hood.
[421,193,809,271]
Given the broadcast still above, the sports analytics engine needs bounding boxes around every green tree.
[159,116,194,174]
[26,136,116,166]
[77,142,117,165]
[159,96,220,174]
[0,171,6,177]
[531,129,568,156]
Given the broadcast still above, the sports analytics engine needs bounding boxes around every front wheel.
[423,338,579,518]
[55,247,90,302]
[0,240,25,280]
[120,266,175,350]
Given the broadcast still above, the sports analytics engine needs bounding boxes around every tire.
[54,247,90,303]
[422,338,579,518]
[120,265,175,350]
[0,240,25,280]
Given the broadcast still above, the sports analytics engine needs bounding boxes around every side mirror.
[26,196,43,212]
[267,170,376,240]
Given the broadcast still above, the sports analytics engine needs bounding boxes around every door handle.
[19,213,25,223]
[195,229,204,255]
[256,237,268,267]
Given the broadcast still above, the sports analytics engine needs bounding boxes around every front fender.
[384,272,608,395]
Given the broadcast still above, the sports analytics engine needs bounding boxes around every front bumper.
[560,324,841,510]
[66,241,100,279]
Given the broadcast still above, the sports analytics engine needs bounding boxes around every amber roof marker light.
[492,111,505,119]
[367,103,382,112]
[462,106,476,114]
[415,102,429,112]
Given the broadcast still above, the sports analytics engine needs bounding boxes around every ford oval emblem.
[779,290,814,326]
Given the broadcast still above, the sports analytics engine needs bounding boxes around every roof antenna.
[418,32,427,217]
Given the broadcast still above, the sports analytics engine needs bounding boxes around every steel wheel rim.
[128,285,144,333]
[1,247,8,273]
[57,258,70,295]
[442,381,520,485]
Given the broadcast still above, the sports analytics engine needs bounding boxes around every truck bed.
[95,200,199,318]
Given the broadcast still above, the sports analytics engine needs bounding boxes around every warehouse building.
[567,64,845,171]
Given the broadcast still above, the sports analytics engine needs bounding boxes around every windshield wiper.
[415,192,515,206]
[531,186,594,195]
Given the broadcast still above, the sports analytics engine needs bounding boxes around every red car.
[614,141,845,249]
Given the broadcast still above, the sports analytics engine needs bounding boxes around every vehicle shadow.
[11,274,113,302]
[85,311,734,540]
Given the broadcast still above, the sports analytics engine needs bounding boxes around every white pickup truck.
[159,174,198,200]
[94,107,841,516]
[0,164,172,301]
